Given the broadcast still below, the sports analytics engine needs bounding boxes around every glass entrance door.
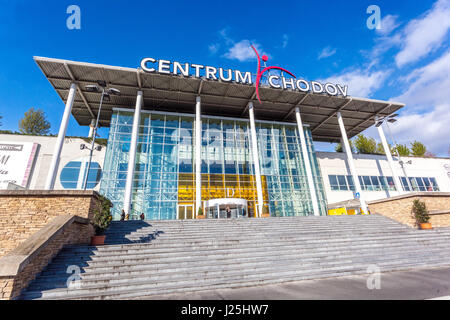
[204,198,248,219]
[177,205,193,219]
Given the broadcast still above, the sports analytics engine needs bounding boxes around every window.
[328,175,438,192]
[429,178,439,191]
[329,175,339,191]
[60,159,102,189]
[370,176,381,191]
[346,175,355,191]
[401,177,410,191]
[416,177,425,191]
[363,176,373,191]
[386,177,396,191]
[337,175,348,191]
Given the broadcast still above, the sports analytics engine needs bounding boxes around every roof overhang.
[34,56,404,142]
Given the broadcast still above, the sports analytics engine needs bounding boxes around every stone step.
[20,215,450,300]
[31,244,450,287]
[65,232,450,253]
[41,241,450,277]
[100,229,442,244]
[52,234,450,264]
[101,224,411,234]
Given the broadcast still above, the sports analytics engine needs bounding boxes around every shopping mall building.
[2,55,448,220]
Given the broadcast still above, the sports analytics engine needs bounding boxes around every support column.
[336,112,369,214]
[45,83,77,190]
[377,122,404,194]
[340,138,347,156]
[248,102,264,217]
[123,91,143,215]
[88,119,95,138]
[295,107,320,216]
[195,96,202,218]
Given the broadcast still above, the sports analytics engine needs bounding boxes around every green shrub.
[197,207,204,216]
[412,199,430,225]
[92,194,113,235]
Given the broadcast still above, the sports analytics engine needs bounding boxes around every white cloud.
[320,69,391,97]
[375,14,400,36]
[318,46,337,60]
[395,0,450,67]
[384,50,450,155]
[392,50,450,110]
[388,104,450,155]
[223,39,264,62]
[208,43,220,54]
[282,34,289,49]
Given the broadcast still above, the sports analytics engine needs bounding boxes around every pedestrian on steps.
[120,209,125,221]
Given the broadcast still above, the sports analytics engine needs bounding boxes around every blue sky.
[0,0,449,155]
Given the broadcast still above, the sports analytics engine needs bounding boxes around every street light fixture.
[81,81,121,190]
[375,113,413,192]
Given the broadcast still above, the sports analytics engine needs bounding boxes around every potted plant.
[91,194,113,245]
[197,207,205,219]
[261,206,270,218]
[412,199,432,230]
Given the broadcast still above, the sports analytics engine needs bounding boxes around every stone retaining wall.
[0,215,94,300]
[0,190,100,258]
[368,192,450,228]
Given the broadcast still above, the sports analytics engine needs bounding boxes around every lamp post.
[375,114,413,192]
[81,81,120,190]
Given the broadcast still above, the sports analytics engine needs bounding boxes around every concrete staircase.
[19,215,450,300]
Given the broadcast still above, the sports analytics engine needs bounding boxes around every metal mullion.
[282,126,297,216]
[270,125,285,216]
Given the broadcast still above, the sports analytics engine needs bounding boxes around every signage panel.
[0,141,38,189]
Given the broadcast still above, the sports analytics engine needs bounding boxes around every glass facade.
[100,110,327,220]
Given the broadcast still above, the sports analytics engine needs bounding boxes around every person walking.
[120,209,126,221]
[226,206,231,219]
[140,212,145,220]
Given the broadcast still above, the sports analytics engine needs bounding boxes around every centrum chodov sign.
[140,45,348,104]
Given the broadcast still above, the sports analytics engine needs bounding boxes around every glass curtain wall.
[100,109,327,220]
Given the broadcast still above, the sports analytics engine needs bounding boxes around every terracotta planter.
[90,235,106,245]
[261,213,270,218]
[419,222,432,230]
[197,215,206,219]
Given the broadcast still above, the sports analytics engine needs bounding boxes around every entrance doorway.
[204,198,248,219]
[177,204,193,219]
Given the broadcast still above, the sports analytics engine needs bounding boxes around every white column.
[44,83,77,190]
[377,123,404,194]
[248,102,264,217]
[340,138,347,156]
[123,91,143,215]
[88,119,95,138]
[337,112,368,214]
[295,107,320,216]
[195,96,202,218]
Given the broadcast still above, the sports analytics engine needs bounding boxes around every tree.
[19,108,51,135]
[394,144,410,156]
[410,141,426,157]
[335,140,355,153]
[354,134,377,154]
[0,114,2,127]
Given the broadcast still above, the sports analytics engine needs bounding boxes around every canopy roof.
[34,56,404,142]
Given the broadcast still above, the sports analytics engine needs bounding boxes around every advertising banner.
[0,141,38,189]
